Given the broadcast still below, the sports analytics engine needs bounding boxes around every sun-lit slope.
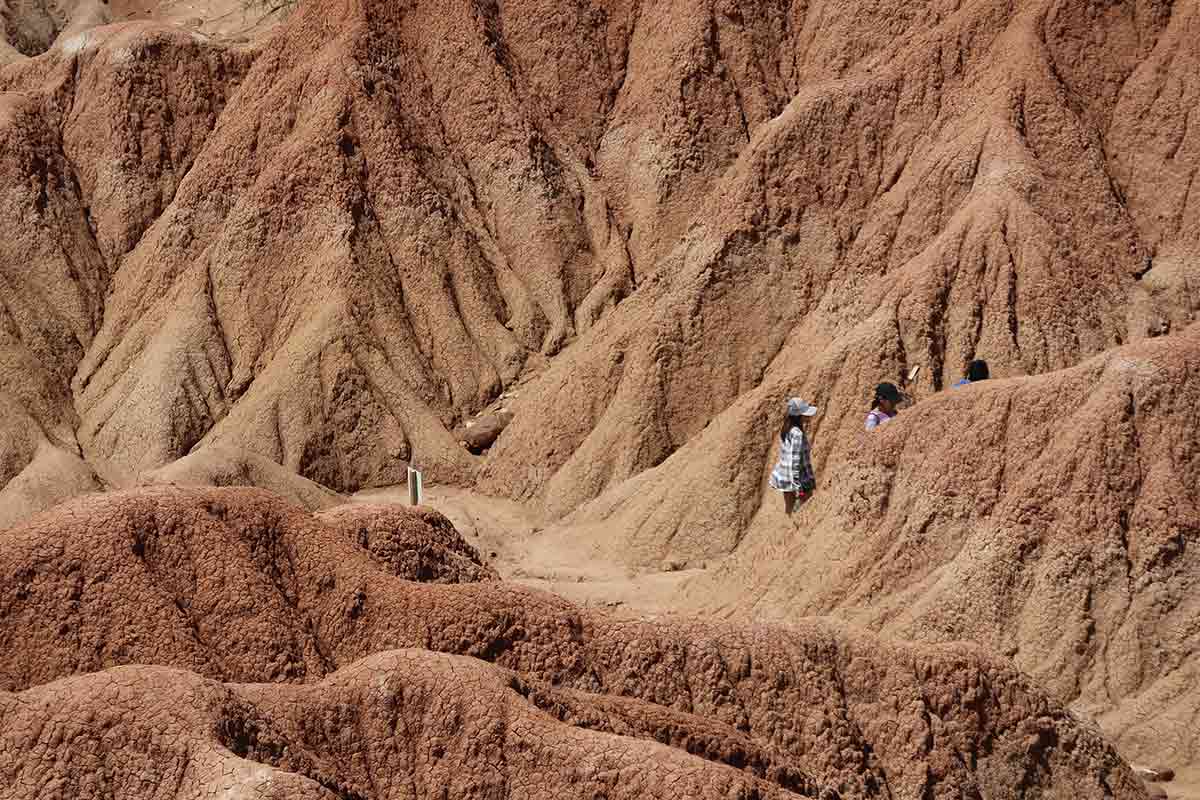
[0,0,1194,511]
[479,0,1197,519]
[531,327,1196,774]
[0,486,1146,798]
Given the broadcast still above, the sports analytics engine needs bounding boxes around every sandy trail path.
[110,0,287,38]
[350,484,701,618]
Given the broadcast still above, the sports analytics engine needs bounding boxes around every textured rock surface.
[0,656,821,800]
[0,0,1190,504]
[0,0,1197,791]
[477,0,1200,513]
[616,327,1198,774]
[316,502,499,583]
[0,487,1147,798]
[138,444,345,512]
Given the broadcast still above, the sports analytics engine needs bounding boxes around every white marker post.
[407,466,423,506]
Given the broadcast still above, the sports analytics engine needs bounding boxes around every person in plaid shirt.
[769,397,818,514]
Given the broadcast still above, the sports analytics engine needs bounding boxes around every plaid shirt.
[769,427,814,493]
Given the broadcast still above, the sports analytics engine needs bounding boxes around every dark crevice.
[510,676,824,797]
[998,218,1022,358]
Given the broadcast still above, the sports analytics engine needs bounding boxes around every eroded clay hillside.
[0,0,1196,795]
[0,487,1148,798]
[0,0,1192,509]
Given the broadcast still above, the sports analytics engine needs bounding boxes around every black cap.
[874,382,902,403]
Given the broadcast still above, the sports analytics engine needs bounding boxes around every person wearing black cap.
[955,359,990,387]
[768,397,818,514]
[865,382,902,431]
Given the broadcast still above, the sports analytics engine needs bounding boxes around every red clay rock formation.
[0,656,825,800]
[0,487,1147,798]
[316,503,498,583]
[536,328,1199,774]
[0,0,1193,503]
[478,0,1199,514]
[626,328,1198,775]
[0,0,1188,503]
[0,22,253,523]
[0,0,1196,791]
[139,445,345,511]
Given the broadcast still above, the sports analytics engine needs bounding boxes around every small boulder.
[458,410,514,453]
[1133,765,1176,783]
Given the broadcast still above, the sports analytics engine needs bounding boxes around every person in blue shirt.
[956,359,989,387]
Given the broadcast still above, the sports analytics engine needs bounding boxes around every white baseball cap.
[786,397,818,417]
